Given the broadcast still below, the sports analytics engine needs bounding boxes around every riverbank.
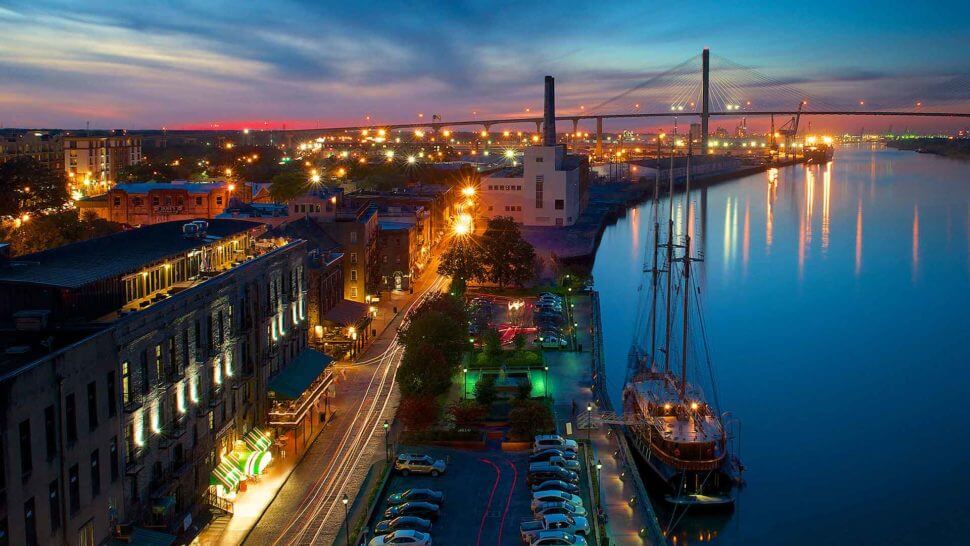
[886,137,970,159]
[523,157,805,270]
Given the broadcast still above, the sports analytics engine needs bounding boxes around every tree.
[516,378,533,400]
[397,397,440,431]
[398,309,467,367]
[1,210,123,256]
[117,161,178,182]
[269,169,309,202]
[482,328,502,358]
[480,217,537,287]
[448,400,487,431]
[396,344,452,398]
[0,156,68,217]
[438,238,484,283]
[474,374,498,407]
[508,400,555,439]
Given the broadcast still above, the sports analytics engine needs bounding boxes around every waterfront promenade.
[546,292,665,545]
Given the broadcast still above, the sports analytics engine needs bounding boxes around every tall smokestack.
[543,75,556,146]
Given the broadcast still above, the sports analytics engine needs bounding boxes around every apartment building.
[0,219,314,544]
[63,134,142,195]
[0,132,64,173]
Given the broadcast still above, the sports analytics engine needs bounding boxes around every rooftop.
[111,181,227,194]
[0,219,258,289]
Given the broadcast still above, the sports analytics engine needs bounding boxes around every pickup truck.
[520,514,590,543]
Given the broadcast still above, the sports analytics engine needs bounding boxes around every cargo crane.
[776,100,806,158]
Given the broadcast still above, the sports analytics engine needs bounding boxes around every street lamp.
[383,420,390,461]
[595,459,603,512]
[586,403,593,444]
[342,493,350,546]
[462,368,468,399]
[544,366,549,398]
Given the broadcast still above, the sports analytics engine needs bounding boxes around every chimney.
[543,75,556,146]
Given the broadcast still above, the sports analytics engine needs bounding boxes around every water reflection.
[593,146,970,545]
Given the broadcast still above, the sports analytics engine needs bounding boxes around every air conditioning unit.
[182,223,200,238]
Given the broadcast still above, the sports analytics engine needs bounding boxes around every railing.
[203,490,234,516]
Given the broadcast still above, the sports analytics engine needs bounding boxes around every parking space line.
[496,458,518,546]
[476,458,501,546]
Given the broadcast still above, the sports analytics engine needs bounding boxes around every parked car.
[530,479,581,494]
[383,501,441,520]
[529,449,576,464]
[528,530,587,546]
[532,490,584,510]
[372,516,432,536]
[533,435,579,454]
[520,514,590,543]
[527,464,579,486]
[394,454,447,476]
[532,500,587,518]
[538,292,563,302]
[544,455,581,472]
[368,529,433,546]
[386,489,444,506]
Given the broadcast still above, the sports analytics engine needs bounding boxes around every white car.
[529,530,587,545]
[545,456,581,472]
[533,435,578,454]
[368,529,432,545]
[394,453,446,476]
[532,490,584,510]
[533,500,587,518]
[521,514,590,543]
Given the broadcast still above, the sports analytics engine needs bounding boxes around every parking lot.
[365,443,595,545]
[468,292,571,349]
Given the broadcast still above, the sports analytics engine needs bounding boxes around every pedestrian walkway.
[546,292,657,546]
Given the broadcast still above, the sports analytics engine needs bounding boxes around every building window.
[350,286,358,298]
[113,197,121,206]
[536,156,544,162]
[196,197,202,206]
[555,199,564,210]
[556,218,564,226]
[66,393,77,444]
[109,437,119,482]
[216,196,223,205]
[350,252,357,264]
[535,175,544,209]
[154,344,162,383]
[121,362,130,406]
[87,381,98,431]
[19,419,32,477]
[79,521,94,546]
[68,464,79,515]
[48,480,60,534]
[44,406,56,460]
[349,232,358,244]
[152,197,159,206]
[90,450,100,497]
[23,498,37,546]
[107,371,117,417]
[350,269,358,281]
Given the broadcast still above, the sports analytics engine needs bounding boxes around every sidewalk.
[546,293,656,546]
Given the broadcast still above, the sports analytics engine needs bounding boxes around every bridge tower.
[701,48,710,154]
[595,117,603,157]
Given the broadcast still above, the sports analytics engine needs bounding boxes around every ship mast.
[662,150,675,374]
[648,155,661,366]
[680,141,693,400]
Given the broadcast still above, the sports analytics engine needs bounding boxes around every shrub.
[397,397,440,431]
[474,374,498,407]
[508,400,555,440]
[447,400,488,431]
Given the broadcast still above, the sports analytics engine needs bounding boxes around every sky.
[1,0,968,132]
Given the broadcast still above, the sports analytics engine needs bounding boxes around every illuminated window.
[121,362,130,405]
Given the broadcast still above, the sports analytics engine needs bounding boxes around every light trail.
[268,274,447,546]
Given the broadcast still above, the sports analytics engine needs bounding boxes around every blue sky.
[0,0,967,130]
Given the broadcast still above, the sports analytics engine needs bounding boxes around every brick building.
[78,182,231,226]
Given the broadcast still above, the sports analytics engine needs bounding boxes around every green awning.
[244,428,272,452]
[268,348,334,400]
[210,459,243,491]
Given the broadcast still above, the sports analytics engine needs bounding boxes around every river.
[592,145,970,545]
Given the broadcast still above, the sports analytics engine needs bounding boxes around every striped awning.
[209,459,243,491]
[236,450,272,476]
[244,428,272,452]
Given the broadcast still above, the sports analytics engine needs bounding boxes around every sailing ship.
[622,146,744,508]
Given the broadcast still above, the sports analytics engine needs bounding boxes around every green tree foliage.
[508,399,555,439]
[397,397,440,431]
[447,400,487,431]
[1,210,124,256]
[482,328,502,358]
[480,216,537,287]
[516,378,533,400]
[438,238,484,283]
[396,344,452,398]
[117,161,179,182]
[474,374,498,407]
[512,333,526,351]
[269,169,310,202]
[0,156,68,217]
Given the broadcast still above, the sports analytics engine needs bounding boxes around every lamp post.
[586,403,593,444]
[544,366,549,399]
[342,493,350,546]
[595,459,604,520]
[462,368,468,400]
[383,420,390,461]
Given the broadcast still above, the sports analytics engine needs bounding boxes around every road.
[243,269,447,546]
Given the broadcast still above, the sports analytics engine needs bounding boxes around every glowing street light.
[461,186,476,197]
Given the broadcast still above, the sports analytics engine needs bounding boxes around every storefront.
[267,348,335,460]
[209,426,274,502]
[313,300,372,359]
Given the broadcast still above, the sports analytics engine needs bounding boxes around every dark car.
[527,466,579,486]
[529,449,576,464]
[372,516,433,536]
[386,489,445,506]
[383,501,440,520]
[530,479,581,494]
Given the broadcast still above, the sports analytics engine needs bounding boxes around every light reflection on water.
[593,145,970,545]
